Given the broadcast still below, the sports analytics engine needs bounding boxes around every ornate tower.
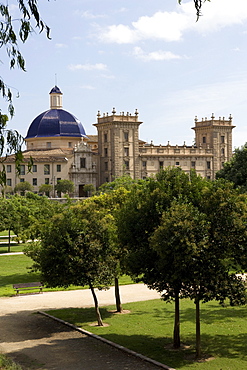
[94,109,142,185]
[192,114,235,176]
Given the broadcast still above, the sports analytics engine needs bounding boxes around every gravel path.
[0,285,174,370]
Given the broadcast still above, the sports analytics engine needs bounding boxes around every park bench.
[13,282,43,295]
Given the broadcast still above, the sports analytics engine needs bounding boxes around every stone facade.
[1,88,235,196]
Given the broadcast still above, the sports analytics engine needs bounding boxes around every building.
[2,86,235,196]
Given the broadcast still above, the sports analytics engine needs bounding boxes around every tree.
[83,184,95,197]
[39,183,52,197]
[0,113,31,189]
[55,179,74,196]
[97,175,137,194]
[117,168,247,356]
[216,143,247,192]
[14,180,33,195]
[85,187,131,313]
[25,202,116,326]
[0,0,50,116]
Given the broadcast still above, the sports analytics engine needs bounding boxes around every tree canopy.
[55,179,74,196]
[116,168,247,355]
[216,143,247,192]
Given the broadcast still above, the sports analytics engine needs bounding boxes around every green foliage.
[216,143,247,192]
[0,354,22,369]
[55,179,74,195]
[98,175,138,194]
[83,183,95,196]
[14,181,33,194]
[38,183,52,195]
[117,168,247,353]
[25,203,116,289]
[0,194,63,242]
[0,113,28,188]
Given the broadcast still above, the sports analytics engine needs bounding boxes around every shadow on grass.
[47,307,114,326]
[93,331,247,369]
[152,302,247,324]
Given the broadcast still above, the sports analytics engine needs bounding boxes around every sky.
[2,0,247,149]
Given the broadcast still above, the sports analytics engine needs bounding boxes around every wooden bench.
[13,282,43,295]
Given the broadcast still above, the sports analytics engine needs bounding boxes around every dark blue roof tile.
[25,109,86,139]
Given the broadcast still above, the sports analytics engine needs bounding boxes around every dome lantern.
[50,85,63,109]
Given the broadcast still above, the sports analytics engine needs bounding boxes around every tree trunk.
[8,229,11,253]
[88,281,104,326]
[173,290,180,348]
[195,298,201,358]
[115,277,123,313]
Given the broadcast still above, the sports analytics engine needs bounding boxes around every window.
[68,142,72,148]
[221,148,225,156]
[104,133,108,142]
[191,161,196,168]
[124,147,129,157]
[7,179,12,186]
[57,164,61,172]
[202,136,206,144]
[159,161,164,169]
[207,176,211,179]
[20,165,25,175]
[46,142,51,149]
[175,162,180,166]
[57,178,61,183]
[105,162,108,171]
[124,132,129,142]
[142,161,147,168]
[124,160,129,170]
[20,178,24,182]
[105,177,109,182]
[221,136,225,143]
[80,158,86,168]
[44,164,50,175]
[33,178,37,186]
[7,165,11,173]
[207,161,211,169]
[45,178,49,184]
[104,148,108,157]
[33,165,37,172]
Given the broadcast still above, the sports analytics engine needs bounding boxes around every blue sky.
[2,0,247,148]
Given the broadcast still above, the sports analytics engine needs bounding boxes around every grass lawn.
[0,244,24,254]
[0,253,135,297]
[0,354,22,370]
[47,299,247,370]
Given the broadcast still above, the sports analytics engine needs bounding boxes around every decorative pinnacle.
[211,113,215,120]
[112,107,116,115]
[194,116,198,122]
[97,110,101,117]
[135,109,139,116]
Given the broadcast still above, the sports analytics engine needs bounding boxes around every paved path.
[0,285,174,370]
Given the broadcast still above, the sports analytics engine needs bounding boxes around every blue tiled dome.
[25,109,87,139]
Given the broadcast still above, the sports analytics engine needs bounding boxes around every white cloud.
[55,43,68,48]
[98,0,247,44]
[133,47,181,61]
[68,63,107,71]
[99,24,139,44]
[76,10,105,19]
